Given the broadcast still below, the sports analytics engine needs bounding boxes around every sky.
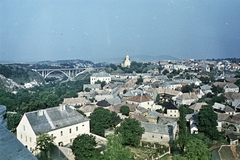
[1,0,240,63]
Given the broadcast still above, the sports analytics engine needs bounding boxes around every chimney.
[60,104,66,111]
[38,110,44,116]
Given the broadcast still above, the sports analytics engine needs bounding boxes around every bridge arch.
[44,70,70,79]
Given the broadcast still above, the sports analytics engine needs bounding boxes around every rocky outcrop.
[0,74,23,92]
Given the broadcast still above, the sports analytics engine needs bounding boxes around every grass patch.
[128,146,157,160]
[158,154,172,160]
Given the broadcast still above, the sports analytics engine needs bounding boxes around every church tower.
[121,54,131,67]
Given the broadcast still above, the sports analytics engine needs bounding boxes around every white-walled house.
[126,94,154,110]
[17,105,90,154]
[90,72,111,84]
[165,102,179,118]
[224,83,239,93]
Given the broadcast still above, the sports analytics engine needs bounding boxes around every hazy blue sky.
[1,0,240,62]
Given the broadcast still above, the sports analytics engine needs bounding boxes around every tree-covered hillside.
[0,64,44,85]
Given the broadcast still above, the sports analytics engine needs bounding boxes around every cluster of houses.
[11,58,240,158]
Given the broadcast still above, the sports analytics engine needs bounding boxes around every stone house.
[17,105,90,154]
[141,122,171,146]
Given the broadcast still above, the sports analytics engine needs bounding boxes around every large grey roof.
[141,122,169,135]
[25,105,89,134]
[0,123,37,160]
[91,72,110,77]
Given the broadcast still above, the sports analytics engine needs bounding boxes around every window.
[20,134,22,139]
[69,128,71,133]
[82,124,84,127]
[76,126,78,131]
[61,131,63,136]
[152,135,154,138]
[161,136,163,139]
[30,137,32,142]
[25,136,27,142]
[23,125,25,131]
[70,139,72,143]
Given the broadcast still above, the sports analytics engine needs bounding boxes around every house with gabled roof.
[63,97,87,107]
[78,103,98,117]
[175,92,198,105]
[189,102,208,113]
[17,105,90,155]
[165,102,179,118]
[130,112,148,123]
[224,83,239,93]
[96,99,111,108]
[213,82,239,93]
[83,84,101,91]
[126,93,154,110]
[141,122,171,145]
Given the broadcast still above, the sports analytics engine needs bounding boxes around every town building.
[17,105,90,154]
[90,72,111,84]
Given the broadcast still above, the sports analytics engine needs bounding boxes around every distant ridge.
[101,54,178,63]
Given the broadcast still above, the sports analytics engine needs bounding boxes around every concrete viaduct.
[33,68,94,80]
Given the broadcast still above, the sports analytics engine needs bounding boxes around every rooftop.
[0,123,37,160]
[25,105,89,134]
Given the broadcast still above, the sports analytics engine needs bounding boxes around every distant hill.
[100,54,178,63]
[0,64,44,91]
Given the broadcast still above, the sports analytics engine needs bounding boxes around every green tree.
[115,118,144,147]
[71,134,100,160]
[185,138,211,160]
[120,105,130,116]
[177,105,189,153]
[162,69,169,75]
[136,76,143,85]
[7,112,22,131]
[35,133,56,159]
[90,107,120,136]
[197,105,220,140]
[155,94,161,103]
[110,63,118,71]
[211,85,224,95]
[76,110,86,117]
[181,85,193,93]
[95,80,106,89]
[103,134,134,160]
[235,79,240,87]
[172,155,187,160]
